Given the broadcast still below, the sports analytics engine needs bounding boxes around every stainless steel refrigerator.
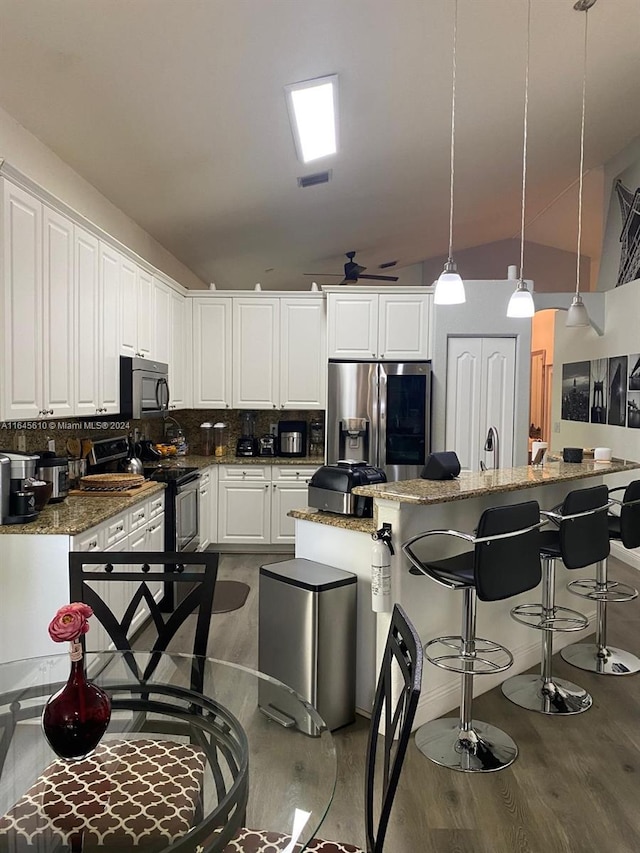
[327,360,432,481]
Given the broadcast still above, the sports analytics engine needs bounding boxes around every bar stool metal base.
[415,718,518,773]
[561,643,640,675]
[501,673,592,715]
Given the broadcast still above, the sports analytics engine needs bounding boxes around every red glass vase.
[42,642,111,760]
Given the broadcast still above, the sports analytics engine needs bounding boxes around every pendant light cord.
[447,0,458,262]
[575,8,589,297]
[519,0,531,282]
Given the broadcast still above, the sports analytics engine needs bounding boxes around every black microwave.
[119,356,170,419]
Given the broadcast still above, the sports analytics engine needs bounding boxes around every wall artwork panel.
[608,355,628,427]
[590,358,608,424]
[561,361,590,422]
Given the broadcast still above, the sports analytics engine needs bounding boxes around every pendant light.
[566,0,594,327]
[434,0,465,305]
[507,0,535,319]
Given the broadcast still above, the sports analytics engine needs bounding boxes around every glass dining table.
[0,652,337,852]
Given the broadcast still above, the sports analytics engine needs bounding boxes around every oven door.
[175,476,200,552]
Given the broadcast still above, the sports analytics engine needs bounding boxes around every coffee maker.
[236,411,258,457]
[0,450,39,522]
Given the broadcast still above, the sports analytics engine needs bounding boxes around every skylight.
[285,75,339,164]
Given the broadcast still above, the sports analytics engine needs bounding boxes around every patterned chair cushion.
[223,827,364,853]
[0,738,206,851]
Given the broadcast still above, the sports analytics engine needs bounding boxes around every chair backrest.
[69,551,217,687]
[620,480,640,549]
[474,500,542,602]
[560,485,610,568]
[365,604,422,853]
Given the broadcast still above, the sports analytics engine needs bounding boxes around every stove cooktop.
[144,465,199,484]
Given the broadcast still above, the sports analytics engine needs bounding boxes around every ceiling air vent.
[297,169,332,188]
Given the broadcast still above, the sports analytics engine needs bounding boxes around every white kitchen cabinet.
[1,180,43,419]
[192,297,232,408]
[75,231,120,417]
[168,288,191,410]
[42,206,75,418]
[119,256,138,358]
[153,276,171,365]
[445,336,516,472]
[137,268,154,359]
[327,290,432,360]
[280,297,326,409]
[74,226,100,416]
[218,466,271,544]
[270,466,316,544]
[233,298,280,409]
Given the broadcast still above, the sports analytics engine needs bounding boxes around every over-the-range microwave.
[119,356,170,419]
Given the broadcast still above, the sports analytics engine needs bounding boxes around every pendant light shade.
[434,260,465,305]
[566,2,593,329]
[507,0,534,319]
[566,293,590,327]
[435,0,465,305]
[507,279,535,318]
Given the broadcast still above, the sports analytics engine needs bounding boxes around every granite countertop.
[351,458,640,505]
[0,483,165,536]
[157,454,324,469]
[288,508,377,535]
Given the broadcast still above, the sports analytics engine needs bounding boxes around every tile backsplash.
[0,410,325,458]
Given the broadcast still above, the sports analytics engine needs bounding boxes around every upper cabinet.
[168,288,191,410]
[233,298,280,409]
[152,276,171,365]
[280,296,326,409]
[327,290,432,360]
[192,297,233,408]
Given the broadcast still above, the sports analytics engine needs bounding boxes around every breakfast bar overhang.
[290,458,640,726]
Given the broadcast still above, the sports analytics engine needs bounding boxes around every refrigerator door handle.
[377,363,387,470]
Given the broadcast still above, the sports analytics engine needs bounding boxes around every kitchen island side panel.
[0,534,71,663]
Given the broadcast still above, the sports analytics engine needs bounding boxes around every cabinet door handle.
[265,484,270,490]
[88,540,98,551]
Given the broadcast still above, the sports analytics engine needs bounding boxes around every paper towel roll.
[531,441,548,465]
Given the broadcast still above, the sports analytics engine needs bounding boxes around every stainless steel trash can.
[258,558,357,735]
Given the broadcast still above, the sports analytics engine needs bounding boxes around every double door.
[445,337,516,472]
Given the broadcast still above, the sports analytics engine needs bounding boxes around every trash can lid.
[260,558,356,592]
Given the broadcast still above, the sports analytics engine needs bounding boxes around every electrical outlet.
[553,421,560,433]
[270,423,277,436]
[17,434,26,452]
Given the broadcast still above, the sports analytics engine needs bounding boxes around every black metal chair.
[69,550,218,692]
[222,603,423,853]
[560,480,640,675]
[503,484,611,715]
[402,500,544,773]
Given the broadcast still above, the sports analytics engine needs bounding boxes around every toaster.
[308,460,387,517]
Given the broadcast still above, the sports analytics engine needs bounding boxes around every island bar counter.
[292,458,640,726]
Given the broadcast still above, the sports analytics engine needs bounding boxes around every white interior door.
[480,338,516,469]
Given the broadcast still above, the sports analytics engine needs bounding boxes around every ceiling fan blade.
[359,274,399,282]
[304,272,343,276]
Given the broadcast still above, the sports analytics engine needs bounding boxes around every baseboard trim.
[413,608,596,729]
[610,541,640,572]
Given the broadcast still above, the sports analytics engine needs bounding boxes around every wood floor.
[194,553,640,853]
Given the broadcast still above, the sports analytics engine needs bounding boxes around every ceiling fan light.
[507,280,535,318]
[566,293,590,327]
[434,260,465,305]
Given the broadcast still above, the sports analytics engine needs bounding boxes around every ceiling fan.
[305,251,399,285]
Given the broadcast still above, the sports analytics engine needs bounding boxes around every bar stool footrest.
[510,602,588,632]
[424,635,513,675]
[566,578,638,603]
[415,717,518,772]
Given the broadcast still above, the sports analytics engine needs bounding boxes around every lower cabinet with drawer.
[217,465,316,546]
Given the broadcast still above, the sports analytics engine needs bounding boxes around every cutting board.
[69,480,159,498]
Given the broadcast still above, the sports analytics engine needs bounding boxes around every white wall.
[0,104,206,290]
[554,280,640,463]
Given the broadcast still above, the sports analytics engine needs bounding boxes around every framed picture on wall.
[607,355,628,427]
[629,354,640,390]
[561,361,590,422]
[590,358,608,424]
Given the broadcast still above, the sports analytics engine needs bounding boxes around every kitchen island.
[292,458,640,724]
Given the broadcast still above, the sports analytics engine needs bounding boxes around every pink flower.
[48,602,93,643]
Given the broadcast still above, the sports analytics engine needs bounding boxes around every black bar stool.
[402,500,543,773]
[502,484,610,715]
[561,480,640,675]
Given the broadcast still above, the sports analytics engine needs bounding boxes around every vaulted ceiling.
[0,0,638,289]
